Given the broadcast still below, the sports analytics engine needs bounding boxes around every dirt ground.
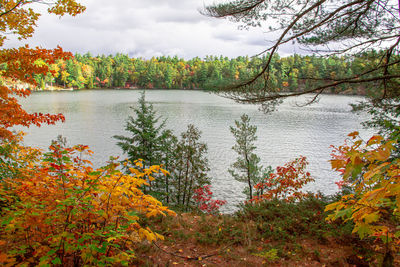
[133,213,398,266]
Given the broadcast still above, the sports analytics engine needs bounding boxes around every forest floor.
[133,213,399,267]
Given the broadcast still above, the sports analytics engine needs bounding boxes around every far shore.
[32,86,366,97]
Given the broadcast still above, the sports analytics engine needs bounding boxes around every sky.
[4,0,300,59]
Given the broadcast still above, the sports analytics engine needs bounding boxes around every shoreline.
[31,86,367,97]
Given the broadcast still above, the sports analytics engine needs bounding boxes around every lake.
[18,89,372,212]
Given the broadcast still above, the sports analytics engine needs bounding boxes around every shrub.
[192,185,226,214]
[238,195,352,242]
[0,137,175,266]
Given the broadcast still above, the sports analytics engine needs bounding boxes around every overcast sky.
[5,0,300,59]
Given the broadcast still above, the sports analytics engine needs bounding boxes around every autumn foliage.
[0,46,73,139]
[0,1,85,46]
[192,185,226,214]
[0,0,85,139]
[0,137,175,266]
[326,132,400,253]
[251,156,315,203]
[0,3,179,265]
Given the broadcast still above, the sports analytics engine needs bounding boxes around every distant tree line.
[29,51,389,95]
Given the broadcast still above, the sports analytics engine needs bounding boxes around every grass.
[128,194,400,266]
[236,195,354,242]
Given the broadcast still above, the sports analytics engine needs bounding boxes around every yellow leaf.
[363,212,380,224]
[129,168,140,175]
[331,159,345,170]
[375,148,391,161]
[388,184,400,194]
[146,209,160,218]
[363,162,390,181]
[138,228,156,242]
[155,233,164,240]
[160,169,170,175]
[364,188,385,202]
[367,135,383,146]
[107,237,117,242]
[135,160,143,168]
[325,202,339,211]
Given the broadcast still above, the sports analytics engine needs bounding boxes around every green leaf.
[95,244,107,253]
[89,171,102,176]
[62,156,71,162]
[1,216,13,226]
[47,249,57,256]
[127,211,137,217]
[51,257,62,265]
[353,223,373,239]
[334,208,352,220]
[39,256,49,262]
[395,231,400,239]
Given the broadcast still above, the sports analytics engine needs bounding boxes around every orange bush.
[251,156,315,203]
[0,138,175,266]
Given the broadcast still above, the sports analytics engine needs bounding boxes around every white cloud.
[3,0,283,59]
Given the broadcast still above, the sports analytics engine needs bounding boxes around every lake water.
[18,89,372,212]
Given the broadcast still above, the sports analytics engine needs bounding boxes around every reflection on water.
[18,89,372,212]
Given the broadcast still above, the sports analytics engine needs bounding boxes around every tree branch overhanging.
[202,0,400,109]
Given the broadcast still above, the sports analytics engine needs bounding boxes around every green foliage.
[114,91,165,166]
[157,129,178,204]
[238,195,353,242]
[114,94,212,211]
[229,114,266,199]
[30,51,389,97]
[114,91,167,193]
[252,248,279,263]
[170,124,211,211]
[202,0,400,113]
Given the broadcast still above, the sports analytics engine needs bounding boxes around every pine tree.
[171,124,211,211]
[229,114,263,199]
[113,91,166,192]
[114,93,212,208]
[158,129,178,204]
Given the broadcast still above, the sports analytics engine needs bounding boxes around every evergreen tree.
[170,124,211,211]
[113,93,212,208]
[158,129,178,204]
[113,91,166,192]
[229,114,263,199]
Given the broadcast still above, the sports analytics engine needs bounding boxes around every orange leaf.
[348,131,359,139]
[367,135,384,146]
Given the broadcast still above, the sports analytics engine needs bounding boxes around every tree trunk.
[245,152,252,199]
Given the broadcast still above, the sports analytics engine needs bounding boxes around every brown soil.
[132,213,397,267]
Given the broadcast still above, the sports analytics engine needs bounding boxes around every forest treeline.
[30,51,385,95]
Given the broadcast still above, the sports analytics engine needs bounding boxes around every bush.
[0,137,175,266]
[237,195,353,242]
